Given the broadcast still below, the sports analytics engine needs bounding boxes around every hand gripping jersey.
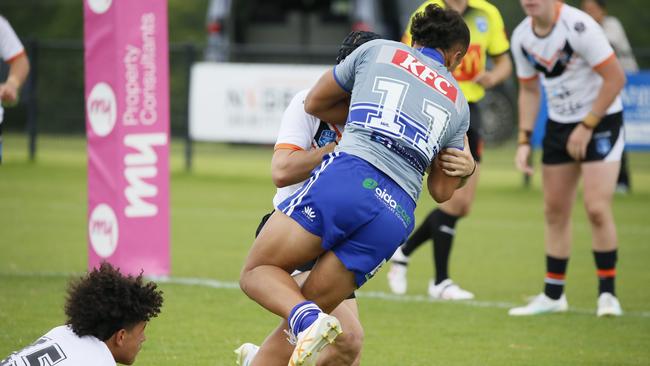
[0,326,116,366]
[511,3,623,123]
[272,89,344,208]
[334,39,470,201]
[402,0,510,103]
[0,16,25,124]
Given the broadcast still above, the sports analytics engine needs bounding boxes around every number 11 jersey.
[334,39,470,202]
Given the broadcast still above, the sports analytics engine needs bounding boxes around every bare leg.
[318,299,364,366]
[251,272,364,366]
[581,160,619,251]
[251,322,293,366]
[240,211,325,318]
[542,163,581,258]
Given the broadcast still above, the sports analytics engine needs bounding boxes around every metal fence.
[1,39,197,162]
[2,40,649,168]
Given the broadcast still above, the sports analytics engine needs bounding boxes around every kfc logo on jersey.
[391,49,458,102]
[87,82,117,137]
[89,203,119,258]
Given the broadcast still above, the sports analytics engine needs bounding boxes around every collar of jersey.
[416,47,444,65]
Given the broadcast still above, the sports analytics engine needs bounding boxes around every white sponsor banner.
[190,62,328,143]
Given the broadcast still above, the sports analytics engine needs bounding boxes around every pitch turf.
[1,133,649,365]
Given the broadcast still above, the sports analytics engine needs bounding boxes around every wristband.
[517,130,532,145]
[582,112,601,129]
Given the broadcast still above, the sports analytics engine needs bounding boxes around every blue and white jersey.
[333,39,470,201]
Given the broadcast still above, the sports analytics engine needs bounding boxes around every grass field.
[1,133,649,365]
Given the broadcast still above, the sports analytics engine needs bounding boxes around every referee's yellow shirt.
[402,0,510,103]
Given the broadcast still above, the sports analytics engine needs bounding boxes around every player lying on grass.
[0,262,163,366]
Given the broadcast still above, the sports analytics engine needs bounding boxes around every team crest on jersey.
[475,17,488,33]
[317,130,337,147]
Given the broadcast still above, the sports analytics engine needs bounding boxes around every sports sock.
[431,209,459,284]
[594,249,617,296]
[544,255,568,300]
[288,301,322,337]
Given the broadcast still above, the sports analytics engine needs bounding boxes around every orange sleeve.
[518,75,538,82]
[5,49,25,63]
[593,53,616,72]
[274,143,303,152]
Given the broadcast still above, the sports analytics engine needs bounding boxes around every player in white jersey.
[1,263,163,365]
[0,15,30,163]
[239,5,476,365]
[236,31,381,366]
[509,0,626,317]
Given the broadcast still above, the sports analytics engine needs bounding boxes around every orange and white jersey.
[1,326,116,366]
[0,16,24,63]
[272,89,344,208]
[511,3,622,123]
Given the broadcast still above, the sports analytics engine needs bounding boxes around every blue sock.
[288,301,322,337]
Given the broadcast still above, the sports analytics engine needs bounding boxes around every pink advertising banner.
[84,0,170,275]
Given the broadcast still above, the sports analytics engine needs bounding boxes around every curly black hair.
[64,262,164,341]
[410,4,470,52]
[336,30,382,64]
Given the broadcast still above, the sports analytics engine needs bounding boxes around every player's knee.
[584,201,610,227]
[544,201,570,224]
[238,266,255,295]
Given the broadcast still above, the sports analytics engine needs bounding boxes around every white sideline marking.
[3,271,650,318]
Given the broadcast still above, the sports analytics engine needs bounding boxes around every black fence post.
[25,39,38,162]
[183,43,196,172]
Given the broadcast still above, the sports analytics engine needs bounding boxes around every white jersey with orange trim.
[272,89,344,208]
[0,325,116,366]
[0,15,25,124]
[511,3,622,123]
[0,16,24,63]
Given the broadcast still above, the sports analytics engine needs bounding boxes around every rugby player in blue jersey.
[239,5,476,365]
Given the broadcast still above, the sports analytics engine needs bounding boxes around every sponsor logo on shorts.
[365,258,386,282]
[302,206,316,221]
[362,178,378,190]
[363,179,412,227]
